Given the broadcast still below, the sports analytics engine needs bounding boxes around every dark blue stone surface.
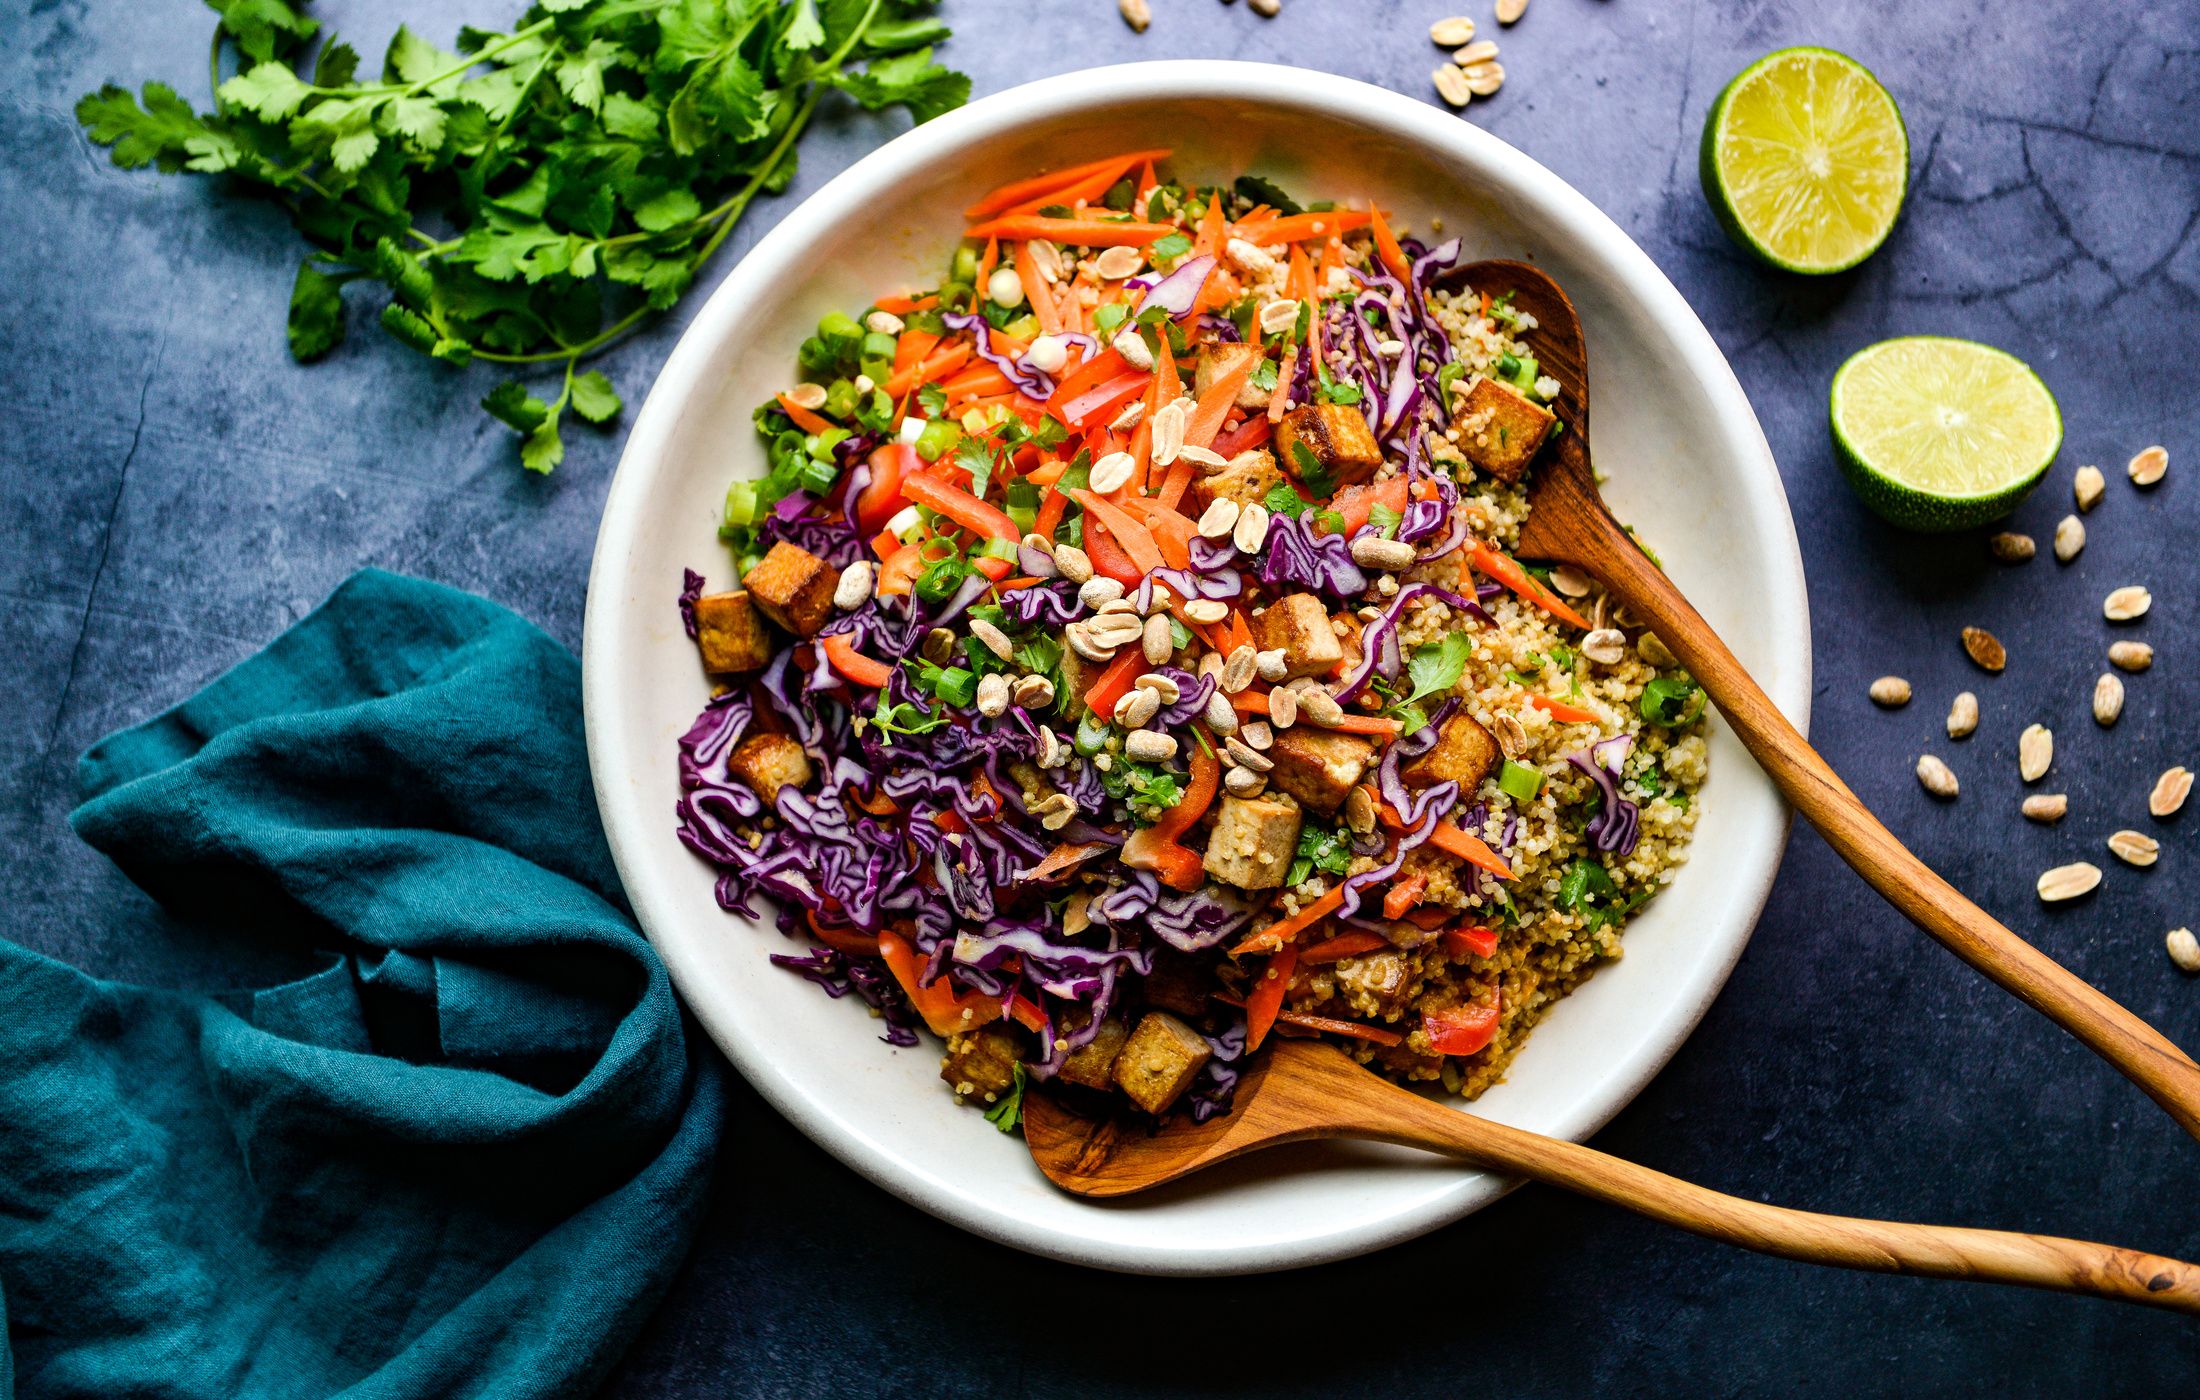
[4,1,2197,1392]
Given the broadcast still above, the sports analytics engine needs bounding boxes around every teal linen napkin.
[0,570,723,1400]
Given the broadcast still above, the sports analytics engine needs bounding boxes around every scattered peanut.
[2021,793,2068,823]
[2150,766,2192,819]
[2108,640,2154,671]
[2036,862,2102,903]
[1961,626,2006,673]
[2107,830,2160,867]
[1117,0,1150,33]
[2019,724,2053,782]
[1946,690,1978,738]
[1429,16,1477,47]
[2052,514,2085,562]
[2128,444,2168,487]
[2093,672,2125,726]
[1869,675,1912,707]
[2074,464,2105,511]
[2168,928,2200,975]
[1916,753,1959,799]
[2103,585,2152,621]
[1988,531,2035,563]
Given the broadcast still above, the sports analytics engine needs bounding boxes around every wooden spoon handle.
[1538,466,2200,1142]
[1330,1083,2200,1313]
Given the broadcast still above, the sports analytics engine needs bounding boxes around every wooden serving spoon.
[1462,258,2200,1142]
[1026,1040,2200,1312]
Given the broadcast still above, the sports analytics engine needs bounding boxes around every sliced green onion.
[933,666,977,707]
[1073,713,1111,756]
[721,479,760,529]
[913,419,961,462]
[1498,759,1543,802]
[973,535,1020,562]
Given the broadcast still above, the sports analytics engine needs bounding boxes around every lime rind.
[1701,47,1909,275]
[1829,336,2061,532]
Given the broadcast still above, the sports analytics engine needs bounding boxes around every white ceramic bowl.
[584,61,1810,1276]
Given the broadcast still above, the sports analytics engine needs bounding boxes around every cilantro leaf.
[829,48,969,124]
[74,0,970,471]
[568,370,623,424]
[1264,482,1315,519]
[983,1063,1027,1133]
[1406,633,1473,704]
[1234,174,1304,216]
[287,260,346,361]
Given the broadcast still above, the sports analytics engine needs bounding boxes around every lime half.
[1702,47,1908,273]
[1830,337,2061,531]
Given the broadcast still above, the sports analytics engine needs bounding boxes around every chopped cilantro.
[983,1063,1027,1132]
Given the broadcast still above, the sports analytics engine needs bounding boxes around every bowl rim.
[584,59,1812,1275]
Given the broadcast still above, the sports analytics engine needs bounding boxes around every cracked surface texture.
[2,1,2196,1392]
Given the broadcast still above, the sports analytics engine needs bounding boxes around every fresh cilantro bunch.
[77,0,967,471]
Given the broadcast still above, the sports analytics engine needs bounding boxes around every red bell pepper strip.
[1059,370,1152,430]
[1079,518,1145,586]
[1120,739,1220,891]
[879,929,1002,1038]
[1424,999,1500,1056]
[898,470,1019,581]
[1440,925,1500,960]
[857,442,916,533]
[1081,647,1145,717]
[1210,413,1271,459]
[1245,941,1299,1052]
[821,634,893,689]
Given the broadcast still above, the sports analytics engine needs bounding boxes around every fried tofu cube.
[1202,792,1303,891]
[1058,645,1105,713]
[1057,1018,1131,1091]
[1265,727,1375,816]
[741,541,841,637]
[1276,403,1383,487]
[1194,343,1272,410]
[1401,713,1501,794]
[1334,951,1413,1018]
[1251,593,1344,680]
[1141,950,1219,1019]
[1453,376,1556,483]
[1112,1012,1213,1115]
[692,591,772,674]
[1191,447,1286,515]
[728,732,813,804]
[941,1027,1022,1101]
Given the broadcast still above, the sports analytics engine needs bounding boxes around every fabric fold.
[1,569,722,1400]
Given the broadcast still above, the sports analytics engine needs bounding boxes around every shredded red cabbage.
[1567,733,1641,855]
[942,310,1056,398]
[1257,512,1368,598]
[1136,254,1216,320]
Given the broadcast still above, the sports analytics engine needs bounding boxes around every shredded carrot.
[1368,204,1412,281]
[1380,804,1514,880]
[882,342,973,401]
[969,236,1000,312]
[1015,242,1062,335]
[879,929,1001,1037]
[963,215,1177,246]
[1299,930,1390,965]
[873,292,938,316]
[1468,542,1593,630]
[1069,488,1165,573]
[1526,693,1601,725]
[998,155,1145,219]
[1210,992,1404,1047]
[1154,456,1197,513]
[892,326,940,376]
[774,392,837,437]
[1382,872,1429,921]
[1245,941,1298,1052]
[1323,714,1403,738]
[963,148,1173,219]
[1184,352,1256,448]
[1264,341,1296,422]
[995,576,1045,591]
[941,365,1013,398]
[1026,459,1068,487]
[1132,499,1196,569]
[1233,209,1373,244]
[1235,886,1345,956]
[1192,191,1227,257]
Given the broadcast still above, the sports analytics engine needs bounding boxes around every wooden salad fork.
[1023,260,2200,1311]
[1025,1040,2200,1312]
[1466,258,2200,1142]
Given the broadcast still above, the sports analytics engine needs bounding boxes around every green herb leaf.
[286,260,346,361]
[568,370,622,423]
[1407,633,1473,704]
[1264,481,1315,519]
[984,1062,1027,1133]
[1233,174,1304,216]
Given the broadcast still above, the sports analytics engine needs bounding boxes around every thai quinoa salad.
[675,150,1708,1130]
